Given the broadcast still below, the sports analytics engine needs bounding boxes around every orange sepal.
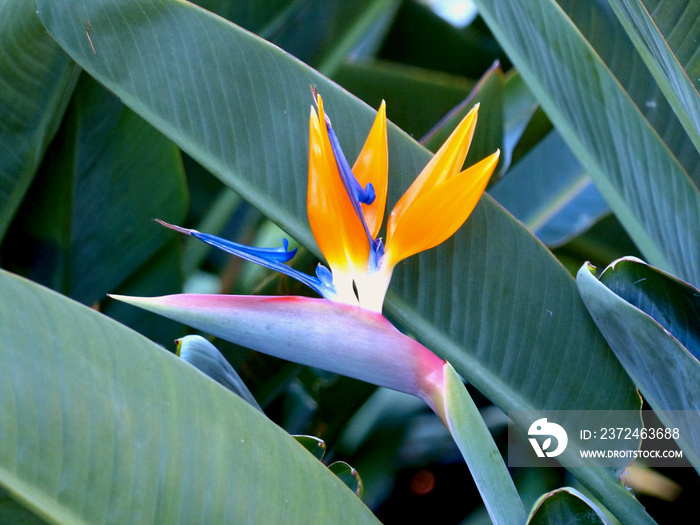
[352,101,388,238]
[388,104,479,241]
[385,150,500,267]
[307,98,369,276]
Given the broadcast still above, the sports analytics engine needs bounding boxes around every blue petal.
[315,264,334,286]
[157,220,337,300]
[192,230,297,263]
[324,120,377,245]
[369,238,385,272]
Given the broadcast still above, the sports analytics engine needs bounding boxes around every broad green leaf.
[502,70,540,169]
[312,0,400,76]
[251,0,399,74]
[577,259,700,471]
[599,258,700,360]
[608,0,700,160]
[197,0,398,72]
[473,0,700,287]
[333,59,476,139]
[528,487,608,524]
[509,107,553,168]
[638,0,700,87]
[0,269,379,524]
[0,0,79,239]
[1,74,187,306]
[35,0,648,520]
[557,0,700,188]
[490,131,608,247]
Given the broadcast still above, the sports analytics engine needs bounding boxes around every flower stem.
[440,362,526,524]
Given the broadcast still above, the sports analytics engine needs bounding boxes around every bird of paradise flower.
[113,91,525,524]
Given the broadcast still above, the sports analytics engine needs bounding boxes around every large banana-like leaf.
[0,0,79,238]
[608,0,700,153]
[577,258,700,471]
[2,74,187,306]
[35,0,648,520]
[558,0,700,186]
[473,0,700,288]
[490,130,608,247]
[0,269,379,524]
[333,60,476,140]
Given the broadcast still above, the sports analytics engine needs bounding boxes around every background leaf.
[421,62,504,175]
[490,130,608,247]
[333,59,476,139]
[473,0,700,287]
[0,0,79,238]
[1,74,187,306]
[577,259,700,471]
[0,487,48,525]
[527,487,608,524]
[0,269,379,524]
[608,0,700,152]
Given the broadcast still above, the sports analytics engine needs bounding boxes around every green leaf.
[0,487,48,525]
[0,269,379,524]
[553,214,641,275]
[473,0,700,287]
[101,239,186,348]
[0,0,79,239]
[490,130,608,247]
[292,436,326,461]
[379,0,501,78]
[502,70,540,169]
[608,0,700,155]
[328,462,363,497]
[312,0,400,76]
[421,62,504,175]
[577,259,700,471]
[333,59,476,139]
[556,0,700,189]
[35,0,647,520]
[1,74,187,305]
[176,335,263,412]
[599,258,700,360]
[527,487,609,524]
[191,0,293,34]
[198,0,398,73]
[258,0,401,74]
